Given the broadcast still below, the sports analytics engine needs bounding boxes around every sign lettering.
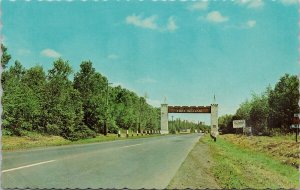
[233,120,246,128]
[168,106,211,113]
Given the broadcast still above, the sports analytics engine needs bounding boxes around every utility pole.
[139,97,142,134]
[172,116,174,133]
[104,81,112,136]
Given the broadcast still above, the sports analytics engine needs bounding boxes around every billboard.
[233,120,246,128]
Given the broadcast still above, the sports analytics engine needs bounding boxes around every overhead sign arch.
[160,103,218,137]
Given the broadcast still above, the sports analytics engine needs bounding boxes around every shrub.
[67,124,96,141]
[45,124,62,136]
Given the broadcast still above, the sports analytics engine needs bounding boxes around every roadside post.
[118,130,121,138]
[126,130,129,138]
[137,130,139,136]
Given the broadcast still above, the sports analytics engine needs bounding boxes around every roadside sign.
[233,120,246,128]
[290,124,300,129]
[292,116,300,124]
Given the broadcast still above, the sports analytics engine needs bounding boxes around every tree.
[218,114,234,134]
[42,58,93,139]
[268,74,299,132]
[2,61,40,135]
[1,44,11,69]
[73,61,107,133]
[249,93,269,134]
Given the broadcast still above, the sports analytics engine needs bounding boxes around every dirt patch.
[168,138,220,189]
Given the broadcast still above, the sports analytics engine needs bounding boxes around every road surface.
[2,133,201,189]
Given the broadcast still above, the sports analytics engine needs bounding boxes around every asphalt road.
[2,133,202,189]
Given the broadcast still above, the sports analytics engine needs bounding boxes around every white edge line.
[121,144,142,148]
[2,160,56,173]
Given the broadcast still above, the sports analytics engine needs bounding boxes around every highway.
[2,133,201,189]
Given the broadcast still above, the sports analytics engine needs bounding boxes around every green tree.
[218,114,234,134]
[249,93,269,134]
[268,74,299,132]
[2,61,40,135]
[1,44,11,69]
[43,59,93,139]
[73,61,107,133]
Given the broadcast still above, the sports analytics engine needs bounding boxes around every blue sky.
[2,0,298,124]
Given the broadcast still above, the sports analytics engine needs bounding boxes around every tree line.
[1,45,160,140]
[218,74,299,135]
[168,119,210,134]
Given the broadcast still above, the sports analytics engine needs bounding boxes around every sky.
[2,0,298,124]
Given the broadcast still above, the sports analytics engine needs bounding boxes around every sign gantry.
[160,102,218,137]
[168,106,211,113]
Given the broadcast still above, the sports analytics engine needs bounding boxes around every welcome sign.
[233,120,246,128]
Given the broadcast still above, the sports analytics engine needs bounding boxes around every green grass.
[202,135,299,189]
[2,132,163,151]
[222,134,300,168]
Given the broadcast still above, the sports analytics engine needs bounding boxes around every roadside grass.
[203,135,299,189]
[222,134,300,168]
[2,132,163,151]
[168,135,220,189]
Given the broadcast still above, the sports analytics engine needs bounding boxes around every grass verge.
[2,132,162,151]
[203,134,299,189]
[222,134,300,168]
[168,135,220,189]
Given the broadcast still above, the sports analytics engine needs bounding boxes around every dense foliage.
[1,45,160,140]
[168,119,210,134]
[219,74,299,135]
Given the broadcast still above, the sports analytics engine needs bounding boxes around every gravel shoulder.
[167,136,220,189]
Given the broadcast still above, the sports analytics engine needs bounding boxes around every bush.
[2,128,13,136]
[45,124,61,136]
[67,124,96,141]
[108,119,119,134]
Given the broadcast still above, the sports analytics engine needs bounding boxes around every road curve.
[2,133,202,189]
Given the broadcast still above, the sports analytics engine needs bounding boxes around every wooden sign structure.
[161,104,218,141]
[168,106,211,113]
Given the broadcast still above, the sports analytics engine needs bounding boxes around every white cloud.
[41,49,61,58]
[224,20,256,30]
[136,77,157,84]
[126,15,158,30]
[236,0,264,8]
[166,17,178,32]
[204,11,229,23]
[107,54,119,60]
[280,0,298,5]
[188,1,208,11]
[246,20,256,28]
[126,14,178,32]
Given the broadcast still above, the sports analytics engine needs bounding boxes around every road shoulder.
[167,135,220,189]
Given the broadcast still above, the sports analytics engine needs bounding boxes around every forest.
[218,73,299,135]
[1,45,161,140]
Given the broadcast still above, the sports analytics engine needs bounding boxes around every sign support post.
[292,114,300,142]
